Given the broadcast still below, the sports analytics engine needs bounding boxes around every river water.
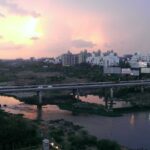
[0,95,150,149]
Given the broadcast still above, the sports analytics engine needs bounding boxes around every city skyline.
[0,0,150,58]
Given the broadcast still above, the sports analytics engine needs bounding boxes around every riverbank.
[0,109,41,150]
[40,119,122,150]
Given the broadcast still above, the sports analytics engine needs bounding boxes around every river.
[0,95,150,149]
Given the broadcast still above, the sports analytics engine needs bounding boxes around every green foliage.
[62,64,104,82]
[97,139,121,150]
[0,110,41,149]
[48,119,121,150]
[119,60,130,68]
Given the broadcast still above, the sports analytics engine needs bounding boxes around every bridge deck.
[0,80,149,93]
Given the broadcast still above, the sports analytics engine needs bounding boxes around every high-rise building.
[78,50,88,64]
[61,51,78,66]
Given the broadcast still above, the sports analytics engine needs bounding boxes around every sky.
[0,0,150,59]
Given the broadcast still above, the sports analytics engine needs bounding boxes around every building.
[130,61,147,68]
[78,50,89,64]
[55,56,62,64]
[129,52,150,68]
[130,52,150,64]
[86,50,119,67]
[104,67,139,76]
[61,51,78,66]
[86,51,104,66]
[103,67,121,74]
[103,51,120,67]
[43,58,55,64]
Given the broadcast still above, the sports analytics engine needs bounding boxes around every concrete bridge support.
[104,98,108,109]
[72,89,76,98]
[37,105,42,120]
[76,88,80,99]
[72,89,80,99]
[108,88,114,111]
[110,88,114,98]
[37,91,43,105]
[109,99,114,110]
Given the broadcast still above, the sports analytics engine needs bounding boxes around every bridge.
[0,80,150,105]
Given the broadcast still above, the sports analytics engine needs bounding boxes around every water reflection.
[0,96,22,106]
[0,96,71,120]
[79,95,132,109]
[36,105,42,120]
[79,95,105,104]
[148,113,150,121]
[130,114,135,126]
[0,95,132,120]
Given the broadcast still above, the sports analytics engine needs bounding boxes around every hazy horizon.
[0,0,150,59]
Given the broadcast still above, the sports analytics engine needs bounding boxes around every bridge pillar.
[72,89,80,99]
[110,88,114,98]
[72,89,76,98]
[104,98,108,109]
[108,88,114,111]
[76,88,80,99]
[37,91,43,105]
[37,105,42,120]
[109,99,114,111]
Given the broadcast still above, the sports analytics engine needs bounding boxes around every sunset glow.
[22,18,41,40]
[0,16,41,45]
[0,0,150,58]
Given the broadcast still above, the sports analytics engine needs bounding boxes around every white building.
[130,52,150,63]
[43,58,55,64]
[86,51,104,66]
[86,50,120,67]
[129,52,149,68]
[78,50,89,64]
[130,61,147,68]
[103,51,120,67]
[55,56,62,64]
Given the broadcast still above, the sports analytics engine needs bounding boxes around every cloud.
[0,0,40,17]
[0,12,5,17]
[0,42,24,50]
[0,35,3,39]
[30,36,40,41]
[71,39,96,48]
